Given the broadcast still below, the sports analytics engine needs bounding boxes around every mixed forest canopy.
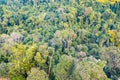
[0,0,120,80]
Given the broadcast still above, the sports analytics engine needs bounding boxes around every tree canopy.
[0,0,120,80]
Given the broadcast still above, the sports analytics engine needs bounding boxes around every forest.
[0,0,120,80]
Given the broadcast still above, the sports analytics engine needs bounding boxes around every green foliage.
[0,6,4,18]
[99,46,120,79]
[23,36,33,44]
[27,68,48,80]
[72,60,109,80]
[54,55,74,80]
[0,62,9,77]
[9,44,37,79]
[10,75,26,80]
[0,0,120,80]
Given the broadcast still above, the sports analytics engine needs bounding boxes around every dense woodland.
[0,0,120,80]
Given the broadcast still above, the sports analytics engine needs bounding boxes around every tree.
[0,62,9,78]
[9,44,38,79]
[99,47,120,79]
[54,55,74,80]
[72,59,109,80]
[0,6,4,19]
[27,68,48,80]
